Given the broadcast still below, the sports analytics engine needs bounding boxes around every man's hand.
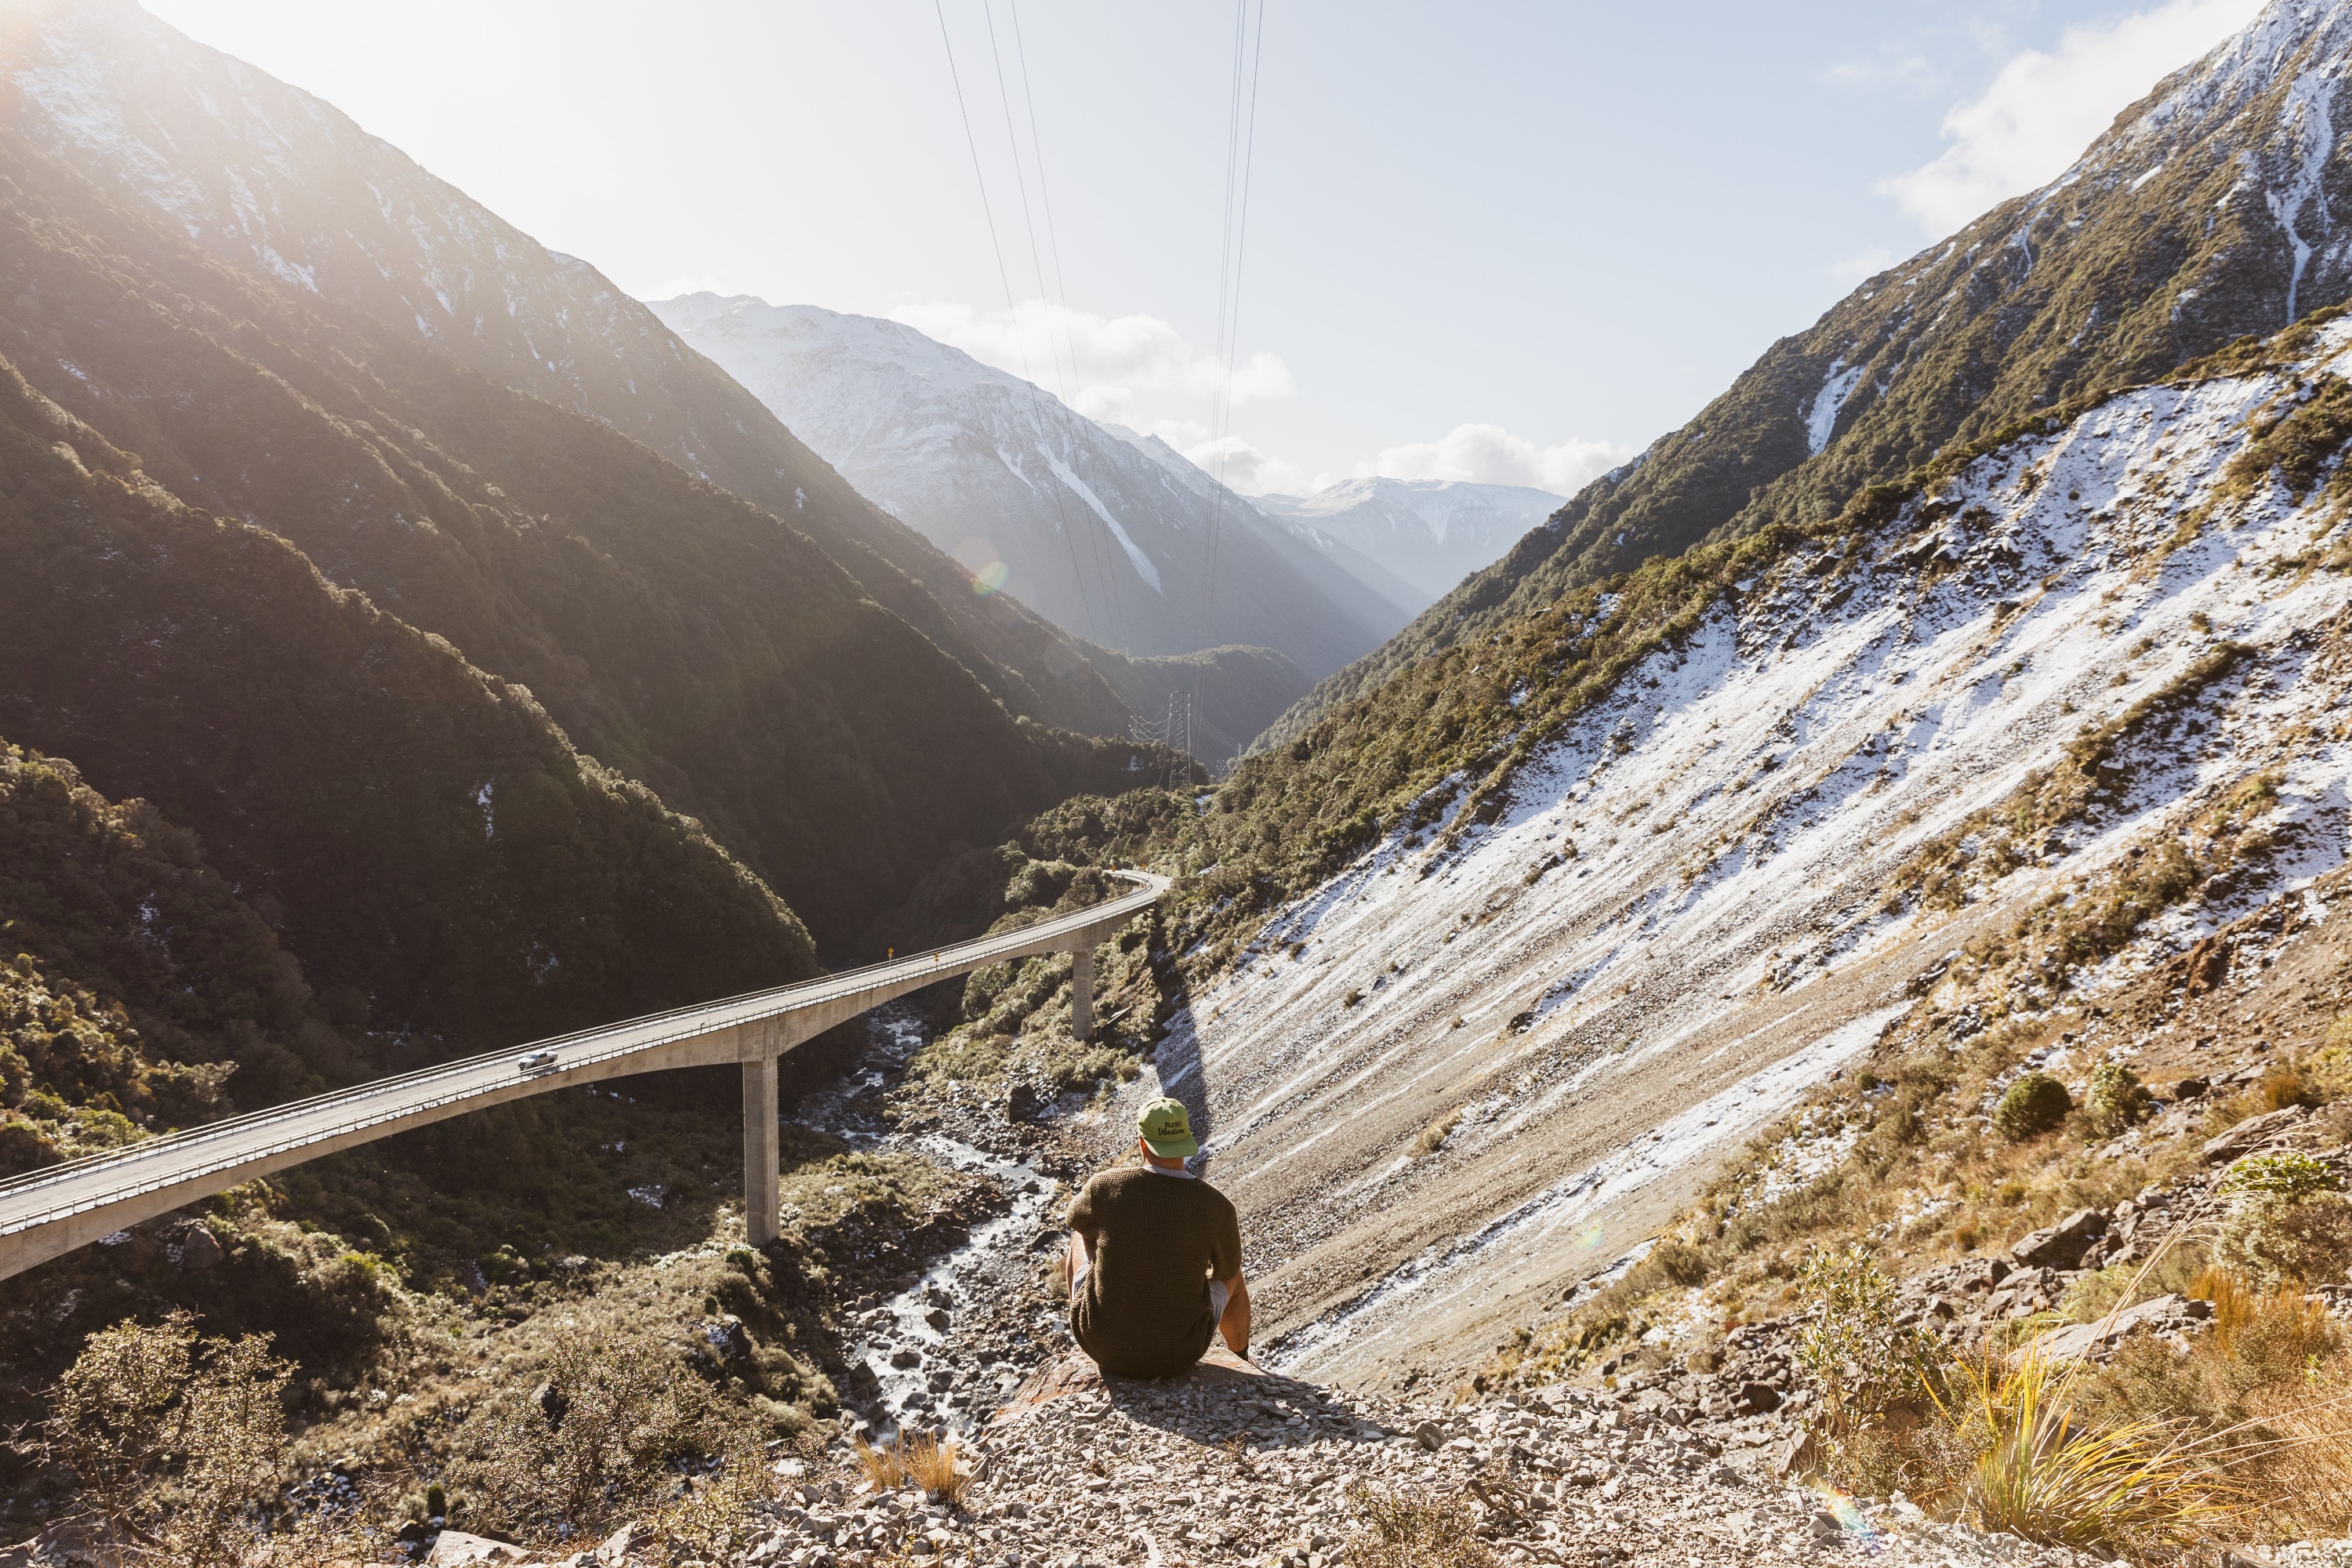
[1219,1274,1251,1359]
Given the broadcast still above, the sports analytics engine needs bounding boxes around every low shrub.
[1994,1073,2073,1141]
[1342,1481,1495,1568]
[445,1335,724,1544]
[2084,1065,2152,1138]
[43,1313,301,1567]
[1793,1246,1933,1435]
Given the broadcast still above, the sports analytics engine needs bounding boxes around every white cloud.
[1178,433,1319,497]
[1882,0,2264,234]
[1361,423,1632,496]
[888,299,1295,415]
[1828,244,1900,286]
[1819,53,1932,89]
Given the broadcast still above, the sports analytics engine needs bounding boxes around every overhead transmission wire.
[1191,0,1268,782]
[981,0,1131,644]
[931,0,1106,645]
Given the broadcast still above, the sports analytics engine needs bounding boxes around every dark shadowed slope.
[0,140,1167,953]
[0,0,1136,742]
[0,359,817,1057]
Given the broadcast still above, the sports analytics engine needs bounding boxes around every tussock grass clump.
[1412,1111,1461,1158]
[1935,1349,2238,1553]
[854,1432,968,1506]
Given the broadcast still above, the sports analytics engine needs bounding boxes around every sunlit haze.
[140,0,2260,495]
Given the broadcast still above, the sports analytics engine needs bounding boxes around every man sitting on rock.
[1065,1098,1250,1377]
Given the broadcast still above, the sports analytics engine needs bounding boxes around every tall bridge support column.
[1071,944,1094,1044]
[742,1054,780,1247]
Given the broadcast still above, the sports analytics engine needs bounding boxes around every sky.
[143,0,2267,499]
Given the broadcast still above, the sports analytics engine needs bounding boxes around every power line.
[931,0,1104,644]
[1192,0,1269,768]
[982,0,1130,643]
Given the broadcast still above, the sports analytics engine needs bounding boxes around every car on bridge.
[517,1050,560,1076]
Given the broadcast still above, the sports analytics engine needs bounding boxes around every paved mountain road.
[0,873,1167,1282]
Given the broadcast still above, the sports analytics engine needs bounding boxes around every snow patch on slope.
[1143,330,2352,1386]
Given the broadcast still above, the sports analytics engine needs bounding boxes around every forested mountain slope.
[1272,0,2352,742]
[652,296,1414,677]
[0,0,1134,742]
[0,139,1162,953]
[0,358,815,1062]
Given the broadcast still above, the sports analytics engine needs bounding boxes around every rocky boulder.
[426,1530,528,1565]
[2010,1208,2107,1270]
[2026,1294,2215,1364]
[2203,1106,2310,1165]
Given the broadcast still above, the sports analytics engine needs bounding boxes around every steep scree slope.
[1111,321,2352,1390]
[1275,0,2352,742]
[0,0,1136,741]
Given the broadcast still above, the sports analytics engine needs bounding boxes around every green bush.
[2222,1151,2342,1202]
[1994,1073,2074,1141]
[2085,1064,2153,1138]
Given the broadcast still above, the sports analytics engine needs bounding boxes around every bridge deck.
[0,872,1167,1280]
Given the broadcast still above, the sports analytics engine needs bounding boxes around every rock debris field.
[429,1359,2122,1568]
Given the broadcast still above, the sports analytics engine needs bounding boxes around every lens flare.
[973,559,1010,597]
[1809,1483,1877,1541]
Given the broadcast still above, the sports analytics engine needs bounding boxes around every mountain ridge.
[2,0,1142,743]
[1254,476,1563,612]
[1265,0,2352,747]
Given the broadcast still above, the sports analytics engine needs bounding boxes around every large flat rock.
[995,1344,1269,1422]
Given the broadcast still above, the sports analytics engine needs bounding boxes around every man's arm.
[1218,1273,1250,1359]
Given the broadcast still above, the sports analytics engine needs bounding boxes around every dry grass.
[649,1448,776,1561]
[1929,1348,2238,1554]
[1412,1111,1461,1159]
[853,1432,969,1506]
[1341,1482,1495,1568]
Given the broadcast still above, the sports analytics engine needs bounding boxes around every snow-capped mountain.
[1255,477,1563,609]
[650,296,1416,677]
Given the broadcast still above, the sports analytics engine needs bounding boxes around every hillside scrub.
[978,314,2339,1021]
[1474,844,2352,1549]
[0,742,358,1139]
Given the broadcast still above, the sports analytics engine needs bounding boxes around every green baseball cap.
[1138,1097,1200,1159]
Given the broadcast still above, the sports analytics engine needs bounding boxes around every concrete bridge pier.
[742,1053,781,1247]
[1071,944,1094,1044]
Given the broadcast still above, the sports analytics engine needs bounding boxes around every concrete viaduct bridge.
[0,872,1168,1283]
